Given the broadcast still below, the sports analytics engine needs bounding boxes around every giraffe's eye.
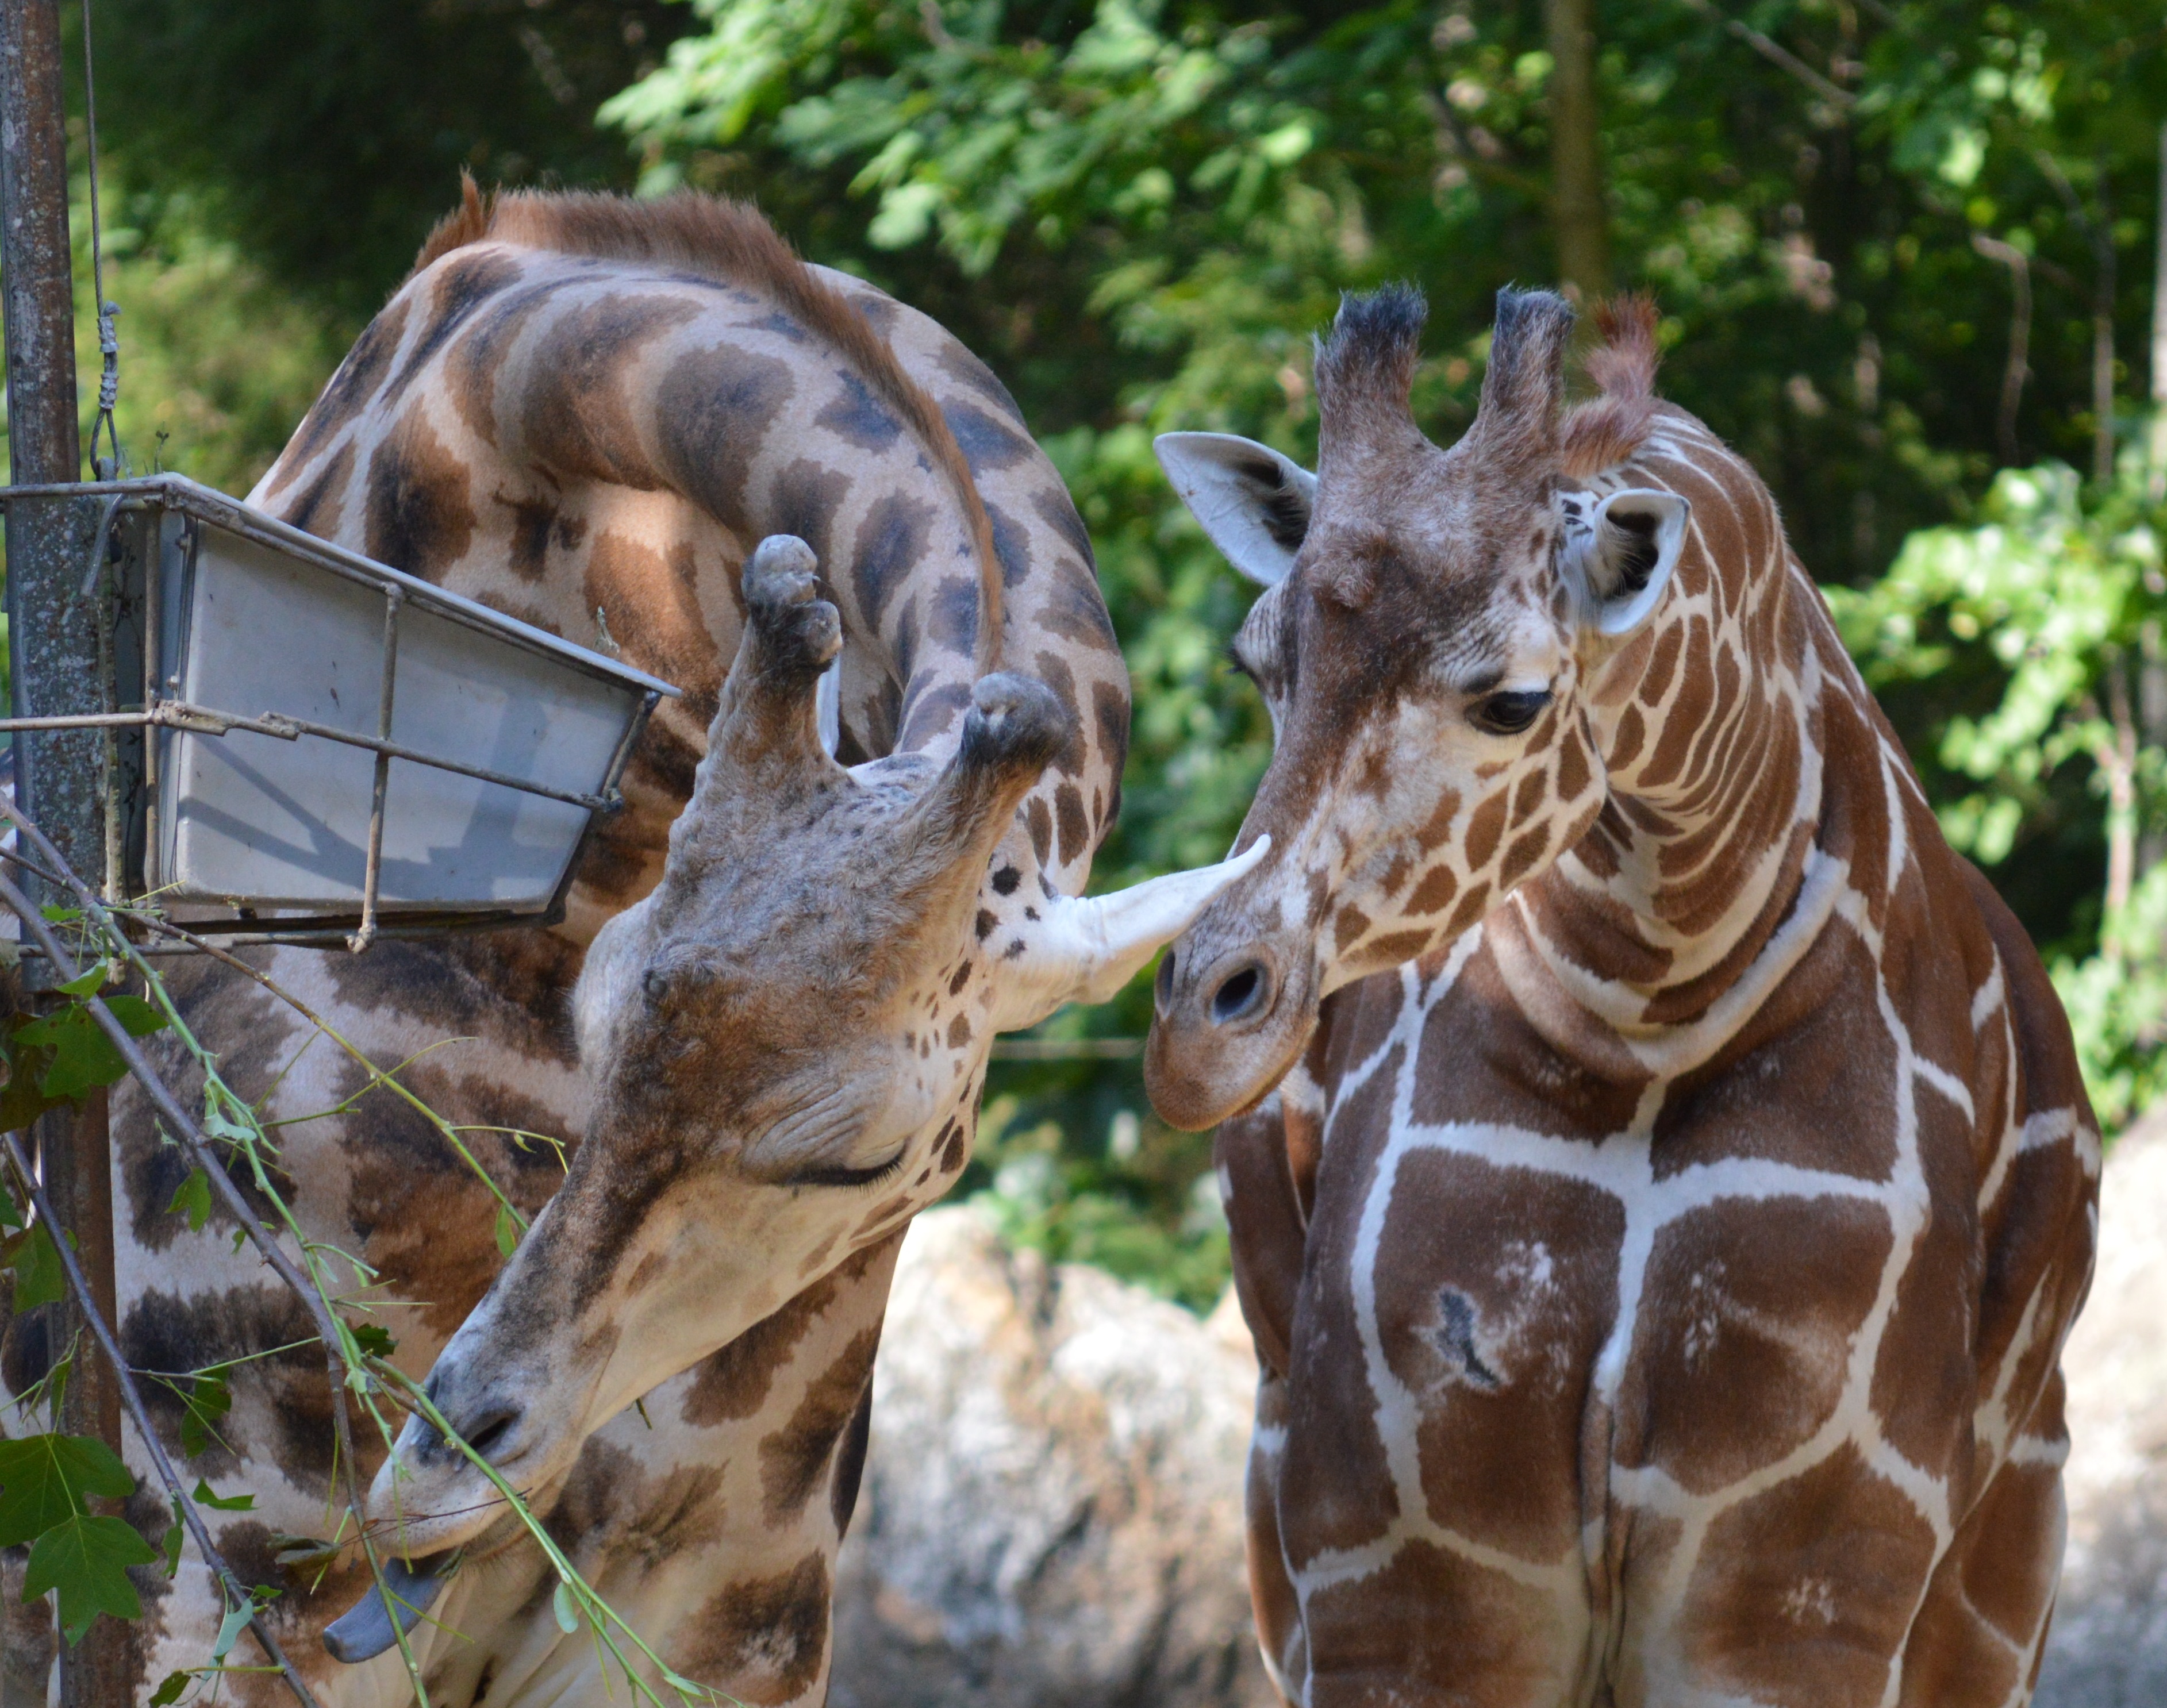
[783,1150,908,1190]
[1470,689,1551,736]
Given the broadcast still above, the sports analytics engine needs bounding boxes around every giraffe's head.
[1144,288,1689,1129]
[363,537,1261,1563]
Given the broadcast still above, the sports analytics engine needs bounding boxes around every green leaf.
[39,905,80,925]
[3,1221,68,1310]
[168,1168,213,1233]
[17,1005,129,1099]
[161,1498,184,1578]
[551,1576,579,1633]
[37,1348,73,1426]
[55,960,110,999]
[0,1177,22,1230]
[270,1532,340,1570]
[149,1671,191,1706]
[0,1020,68,1133]
[0,1432,137,1547]
[102,994,171,1038]
[190,1478,252,1513]
[26,1511,160,1644]
[209,1597,255,1663]
[349,1320,395,1359]
[179,1368,232,1460]
[494,1201,518,1258]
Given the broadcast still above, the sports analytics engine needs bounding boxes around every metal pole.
[1,3,129,1700]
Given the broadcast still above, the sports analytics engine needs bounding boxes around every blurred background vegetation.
[16,0,2167,1306]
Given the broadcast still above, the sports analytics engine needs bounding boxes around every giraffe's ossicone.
[0,185,1257,1706]
[1147,288,2097,1706]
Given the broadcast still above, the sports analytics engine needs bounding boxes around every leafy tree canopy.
[32,0,2167,1290]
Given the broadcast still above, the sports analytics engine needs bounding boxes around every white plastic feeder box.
[0,475,677,949]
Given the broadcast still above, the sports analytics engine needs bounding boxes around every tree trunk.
[1544,0,1611,301]
[2149,121,2167,499]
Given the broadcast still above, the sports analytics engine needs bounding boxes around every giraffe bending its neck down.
[0,186,1255,1705]
[1146,290,2097,1706]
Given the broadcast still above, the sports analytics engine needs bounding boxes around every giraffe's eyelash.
[1224,641,1255,682]
[1469,688,1552,736]
[784,1150,908,1190]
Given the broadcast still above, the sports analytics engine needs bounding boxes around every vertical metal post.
[1,3,130,1699]
[348,586,402,952]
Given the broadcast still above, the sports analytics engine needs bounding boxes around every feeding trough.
[0,474,677,949]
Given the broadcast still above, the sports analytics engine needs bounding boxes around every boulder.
[2037,1110,2167,1706]
[830,1206,1278,1708]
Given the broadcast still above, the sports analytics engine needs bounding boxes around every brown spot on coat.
[815,369,902,451]
[850,491,935,626]
[942,399,1032,474]
[1461,791,1508,870]
[364,406,478,580]
[654,343,797,538]
[675,1551,832,1705]
[760,1327,882,1522]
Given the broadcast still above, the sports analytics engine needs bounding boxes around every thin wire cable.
[79,0,120,477]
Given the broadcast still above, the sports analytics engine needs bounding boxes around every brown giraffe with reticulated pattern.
[0,184,1255,1706]
[1143,288,2097,1707]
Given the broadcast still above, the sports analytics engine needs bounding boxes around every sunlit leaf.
[209,1596,256,1663]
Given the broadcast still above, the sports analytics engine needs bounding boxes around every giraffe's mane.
[1560,294,1661,480]
[410,175,1005,671]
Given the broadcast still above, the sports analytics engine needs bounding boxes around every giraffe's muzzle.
[1146,932,1314,1131]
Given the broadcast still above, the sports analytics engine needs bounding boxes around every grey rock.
[831,1206,1278,1708]
[2038,1111,2167,1706]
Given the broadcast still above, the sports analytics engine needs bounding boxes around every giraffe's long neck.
[1508,406,1836,1047]
[252,238,1125,928]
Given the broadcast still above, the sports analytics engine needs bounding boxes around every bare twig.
[0,1128,321,1707]
[1678,0,1858,110]
[1972,233,2033,466]
[2033,146,2120,479]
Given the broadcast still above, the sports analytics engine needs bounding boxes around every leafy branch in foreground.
[0,799,723,1706]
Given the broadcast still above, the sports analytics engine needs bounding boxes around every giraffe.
[1143,287,2099,1706]
[0,184,1255,1705]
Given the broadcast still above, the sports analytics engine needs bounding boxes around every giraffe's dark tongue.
[321,1550,456,1664]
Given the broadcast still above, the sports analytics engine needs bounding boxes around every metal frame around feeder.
[0,474,674,952]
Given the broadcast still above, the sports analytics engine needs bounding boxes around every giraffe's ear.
[1155,432,1315,587]
[1561,488,1689,638]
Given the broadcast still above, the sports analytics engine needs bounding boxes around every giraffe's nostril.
[1155,950,1179,1010]
[1210,963,1269,1026]
[445,1405,520,1463]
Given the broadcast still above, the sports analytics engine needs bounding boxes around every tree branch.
[0,1125,321,1707]
[1679,0,1858,111]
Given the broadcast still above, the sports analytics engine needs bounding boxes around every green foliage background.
[17,0,2167,1304]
